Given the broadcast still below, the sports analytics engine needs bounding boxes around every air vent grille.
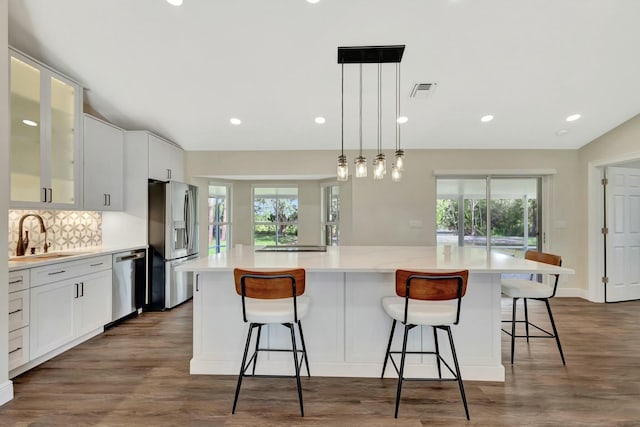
[410,82,438,98]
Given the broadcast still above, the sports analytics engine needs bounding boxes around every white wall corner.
[555,287,590,300]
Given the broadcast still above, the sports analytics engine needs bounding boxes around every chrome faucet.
[16,214,50,256]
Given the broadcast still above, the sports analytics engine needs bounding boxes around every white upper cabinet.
[9,49,83,209]
[148,134,184,182]
[83,114,124,211]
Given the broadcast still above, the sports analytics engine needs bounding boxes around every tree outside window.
[253,186,298,246]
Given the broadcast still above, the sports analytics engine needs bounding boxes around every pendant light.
[392,62,403,182]
[337,63,348,181]
[354,64,367,178]
[373,63,386,180]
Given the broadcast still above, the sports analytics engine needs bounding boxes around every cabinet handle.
[74,283,79,298]
[107,194,111,206]
[81,282,84,297]
[41,187,47,203]
[9,309,22,315]
[104,194,108,206]
[195,273,200,292]
[47,187,53,203]
[9,279,23,285]
[9,347,22,355]
[167,169,171,180]
[90,262,104,267]
[48,270,66,276]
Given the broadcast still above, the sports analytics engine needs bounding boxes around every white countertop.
[176,245,574,275]
[8,245,148,271]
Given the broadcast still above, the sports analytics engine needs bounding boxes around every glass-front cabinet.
[9,49,82,208]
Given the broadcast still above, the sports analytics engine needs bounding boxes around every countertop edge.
[8,245,148,271]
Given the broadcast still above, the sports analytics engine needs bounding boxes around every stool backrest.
[234,268,306,299]
[395,269,469,301]
[395,269,469,325]
[524,250,562,297]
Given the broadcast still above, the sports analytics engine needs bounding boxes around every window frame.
[208,182,231,255]
[252,184,299,246]
[321,183,340,246]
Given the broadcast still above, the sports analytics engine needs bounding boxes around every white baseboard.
[190,359,505,382]
[0,380,14,406]
[555,287,589,299]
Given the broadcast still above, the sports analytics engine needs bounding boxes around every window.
[208,184,230,254]
[253,186,298,246]
[322,184,340,245]
[436,177,542,257]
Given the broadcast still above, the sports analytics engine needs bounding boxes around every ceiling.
[8,0,640,152]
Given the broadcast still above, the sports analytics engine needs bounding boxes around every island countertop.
[177,245,574,275]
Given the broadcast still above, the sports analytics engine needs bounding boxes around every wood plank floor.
[1,297,640,426]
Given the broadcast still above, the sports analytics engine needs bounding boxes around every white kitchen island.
[177,245,573,382]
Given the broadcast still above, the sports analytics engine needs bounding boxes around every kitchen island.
[177,245,573,382]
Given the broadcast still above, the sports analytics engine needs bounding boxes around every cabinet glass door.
[49,76,76,204]
[10,56,42,203]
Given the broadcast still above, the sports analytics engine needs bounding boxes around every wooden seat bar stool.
[231,268,311,417]
[381,269,470,419]
[501,250,565,365]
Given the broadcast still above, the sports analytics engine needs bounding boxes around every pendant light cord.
[378,63,382,155]
[359,64,363,157]
[341,63,344,157]
[395,62,399,151]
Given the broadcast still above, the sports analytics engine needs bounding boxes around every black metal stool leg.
[394,324,411,418]
[433,326,442,379]
[381,319,397,378]
[232,323,255,414]
[288,323,304,417]
[252,325,262,375]
[523,298,530,343]
[544,298,566,365]
[446,326,470,420]
[511,298,517,364]
[297,320,311,377]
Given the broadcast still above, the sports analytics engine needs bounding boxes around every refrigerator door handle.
[184,191,190,248]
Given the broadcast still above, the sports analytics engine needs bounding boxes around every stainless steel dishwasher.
[111,249,146,325]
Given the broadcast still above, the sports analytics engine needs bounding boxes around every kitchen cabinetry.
[83,114,124,210]
[148,134,184,182]
[8,269,30,370]
[27,255,112,362]
[9,48,83,209]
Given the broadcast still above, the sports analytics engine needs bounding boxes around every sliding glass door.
[436,177,541,256]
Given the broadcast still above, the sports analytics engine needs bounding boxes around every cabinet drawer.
[9,289,30,332]
[31,255,112,287]
[9,326,30,371]
[8,269,30,293]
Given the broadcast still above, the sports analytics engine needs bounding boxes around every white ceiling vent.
[410,82,438,99]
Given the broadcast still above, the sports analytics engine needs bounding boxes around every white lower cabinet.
[30,269,112,360]
[9,327,30,371]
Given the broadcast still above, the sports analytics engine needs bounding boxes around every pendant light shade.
[337,154,348,181]
[395,149,405,171]
[391,163,401,182]
[355,155,367,178]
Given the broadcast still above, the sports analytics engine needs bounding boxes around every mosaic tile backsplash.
[8,210,102,257]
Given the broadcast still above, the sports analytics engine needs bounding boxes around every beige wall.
[186,149,583,291]
[2,0,14,402]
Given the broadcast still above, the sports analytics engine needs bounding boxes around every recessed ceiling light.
[229,118,242,125]
[556,129,569,136]
[396,116,408,124]
[314,117,326,124]
[566,114,581,122]
[166,0,183,6]
[306,0,320,3]
[22,119,38,127]
[480,115,494,123]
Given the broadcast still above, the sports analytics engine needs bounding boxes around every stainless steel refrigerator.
[148,180,199,310]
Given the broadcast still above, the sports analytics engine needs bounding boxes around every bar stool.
[501,250,565,365]
[381,269,470,420]
[231,268,311,417]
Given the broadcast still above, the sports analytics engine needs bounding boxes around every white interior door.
[605,166,640,302]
